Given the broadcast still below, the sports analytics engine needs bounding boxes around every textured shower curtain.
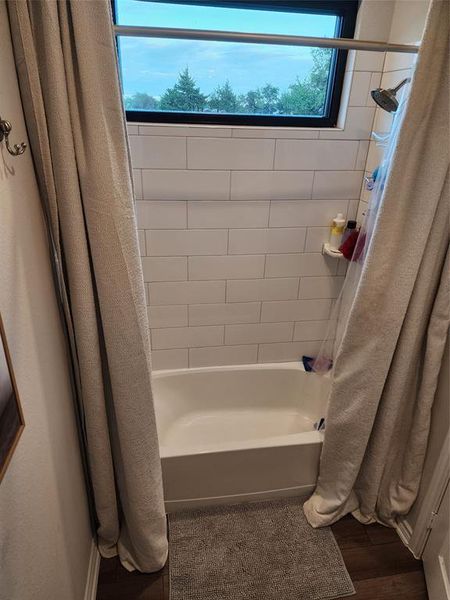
[304,0,449,528]
[7,0,168,571]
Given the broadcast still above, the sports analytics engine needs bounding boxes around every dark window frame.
[113,0,359,127]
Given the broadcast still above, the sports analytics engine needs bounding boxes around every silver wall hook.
[0,117,27,156]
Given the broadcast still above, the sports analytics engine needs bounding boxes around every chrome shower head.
[371,78,411,113]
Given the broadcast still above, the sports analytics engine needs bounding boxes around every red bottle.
[339,228,360,260]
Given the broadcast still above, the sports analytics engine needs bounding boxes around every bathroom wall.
[128,1,396,370]
[0,2,92,599]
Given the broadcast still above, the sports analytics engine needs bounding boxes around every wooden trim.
[0,313,25,484]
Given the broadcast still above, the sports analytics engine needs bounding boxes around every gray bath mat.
[168,496,355,600]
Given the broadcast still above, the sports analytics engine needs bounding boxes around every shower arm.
[113,25,420,55]
[391,78,411,94]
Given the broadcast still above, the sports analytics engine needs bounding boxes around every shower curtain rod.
[113,25,420,54]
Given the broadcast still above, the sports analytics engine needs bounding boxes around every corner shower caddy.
[322,243,344,259]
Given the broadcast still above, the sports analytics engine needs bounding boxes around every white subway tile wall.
[127,60,383,369]
[148,305,188,329]
[189,345,258,368]
[189,302,261,326]
[260,299,333,323]
[151,349,188,370]
[188,201,269,229]
[141,256,187,282]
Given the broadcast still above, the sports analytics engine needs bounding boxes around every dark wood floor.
[96,515,428,600]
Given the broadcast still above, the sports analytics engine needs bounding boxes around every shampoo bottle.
[329,213,346,250]
[340,220,357,247]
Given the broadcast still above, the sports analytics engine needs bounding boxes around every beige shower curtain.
[7,0,168,571]
[304,0,449,528]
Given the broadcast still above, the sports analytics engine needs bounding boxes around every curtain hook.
[0,117,27,156]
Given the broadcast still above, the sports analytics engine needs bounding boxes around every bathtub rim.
[152,361,327,459]
[152,360,308,380]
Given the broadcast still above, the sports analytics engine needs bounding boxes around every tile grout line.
[134,168,367,174]
[310,170,316,200]
[297,277,302,300]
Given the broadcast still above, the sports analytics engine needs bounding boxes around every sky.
[116,0,338,98]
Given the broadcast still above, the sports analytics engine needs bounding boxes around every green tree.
[208,80,239,113]
[160,67,207,112]
[125,92,159,110]
[236,84,280,114]
[259,84,280,114]
[243,89,263,113]
[308,47,331,91]
[279,80,322,115]
[278,48,332,116]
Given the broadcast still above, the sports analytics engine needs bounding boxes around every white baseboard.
[84,540,101,600]
[396,518,416,556]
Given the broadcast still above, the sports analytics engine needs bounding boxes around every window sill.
[126,121,345,138]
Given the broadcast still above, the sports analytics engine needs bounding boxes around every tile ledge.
[128,121,344,134]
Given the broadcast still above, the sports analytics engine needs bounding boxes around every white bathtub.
[152,362,330,512]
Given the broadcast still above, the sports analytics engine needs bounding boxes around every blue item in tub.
[372,165,380,182]
[302,356,315,372]
[302,355,333,372]
[314,418,326,431]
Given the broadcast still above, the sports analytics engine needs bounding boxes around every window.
[113,0,358,127]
